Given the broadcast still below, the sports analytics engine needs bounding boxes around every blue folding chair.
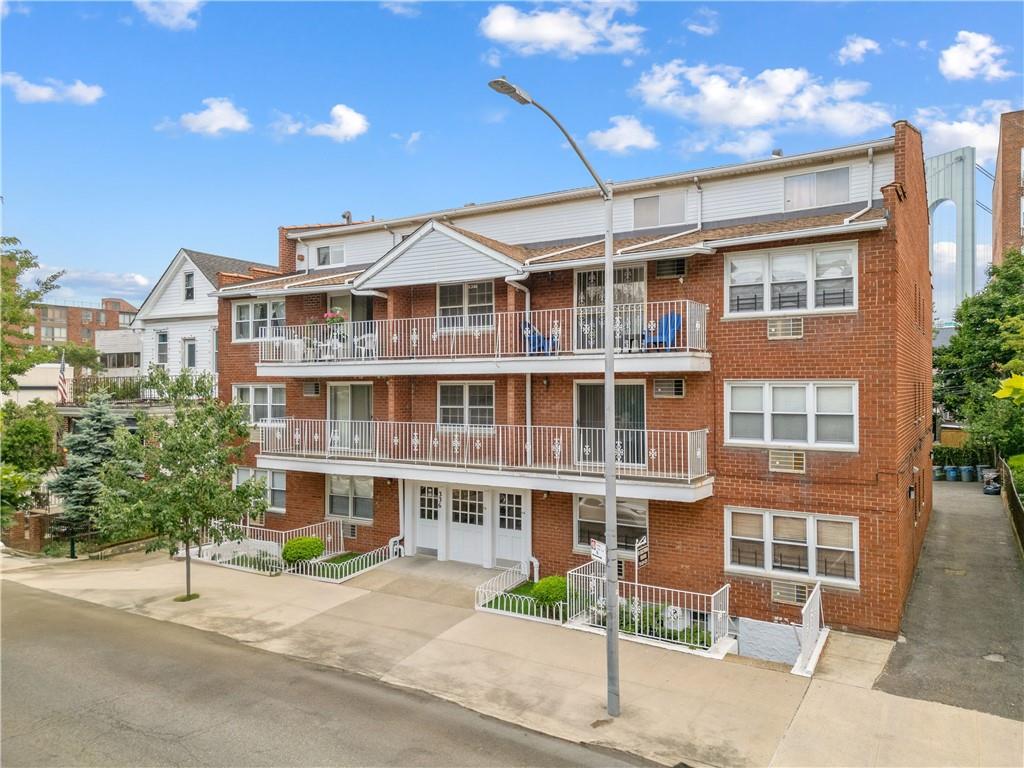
[522,320,555,355]
[641,311,683,351]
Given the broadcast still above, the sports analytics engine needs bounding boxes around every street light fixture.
[488,76,621,717]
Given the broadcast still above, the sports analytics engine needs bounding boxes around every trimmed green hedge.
[932,445,990,467]
[281,536,325,564]
[531,575,567,605]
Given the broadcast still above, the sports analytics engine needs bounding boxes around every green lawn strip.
[324,552,360,564]
[484,580,566,619]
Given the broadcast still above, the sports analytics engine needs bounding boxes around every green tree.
[41,341,103,373]
[98,369,265,600]
[0,400,59,473]
[934,249,1024,455]
[48,394,121,541]
[1,464,39,531]
[1,236,64,393]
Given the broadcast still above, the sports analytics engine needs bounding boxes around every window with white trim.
[184,271,195,301]
[183,338,197,369]
[235,467,286,523]
[156,331,168,366]
[233,300,285,341]
[327,475,373,521]
[438,383,494,428]
[437,281,494,329]
[233,384,285,424]
[726,381,857,449]
[633,191,685,228]
[784,167,850,210]
[317,245,345,267]
[727,508,858,584]
[726,244,856,315]
[575,495,648,553]
[41,326,67,342]
[119,312,135,327]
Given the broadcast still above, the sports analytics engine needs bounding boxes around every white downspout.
[389,479,406,556]
[694,176,703,231]
[845,148,875,224]
[506,274,536,580]
[296,237,309,274]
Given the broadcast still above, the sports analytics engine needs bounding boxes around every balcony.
[256,419,713,503]
[256,300,710,376]
[59,374,217,410]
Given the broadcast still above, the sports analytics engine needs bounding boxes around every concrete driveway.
[874,480,1024,720]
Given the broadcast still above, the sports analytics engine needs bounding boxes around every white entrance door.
[448,487,487,565]
[495,492,527,564]
[416,484,441,552]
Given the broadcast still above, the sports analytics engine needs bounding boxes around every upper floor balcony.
[256,418,712,503]
[256,299,709,377]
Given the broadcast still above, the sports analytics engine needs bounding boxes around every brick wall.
[31,297,136,347]
[992,110,1023,264]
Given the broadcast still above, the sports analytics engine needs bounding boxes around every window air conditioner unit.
[767,317,804,340]
[303,382,321,397]
[343,523,358,539]
[771,580,809,606]
[769,449,806,474]
[654,258,686,279]
[653,378,686,398]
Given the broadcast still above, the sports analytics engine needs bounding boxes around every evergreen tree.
[48,394,122,541]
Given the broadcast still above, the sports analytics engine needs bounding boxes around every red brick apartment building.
[992,109,1023,264]
[30,297,138,347]
[215,121,932,638]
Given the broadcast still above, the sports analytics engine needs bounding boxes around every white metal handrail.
[566,561,728,650]
[474,565,564,624]
[794,581,824,674]
[259,419,710,482]
[258,299,708,364]
[288,539,401,583]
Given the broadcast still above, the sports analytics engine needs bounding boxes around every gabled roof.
[214,265,365,297]
[180,249,276,286]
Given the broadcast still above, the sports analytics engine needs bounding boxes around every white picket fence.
[288,539,403,584]
[792,581,827,676]
[566,561,729,651]
[473,565,565,625]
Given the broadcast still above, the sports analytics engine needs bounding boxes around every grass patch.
[484,579,566,619]
[173,593,200,602]
[324,552,360,564]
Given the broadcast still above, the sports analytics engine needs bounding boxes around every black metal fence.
[64,374,217,405]
[1000,458,1024,553]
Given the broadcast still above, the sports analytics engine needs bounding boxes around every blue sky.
[2,0,1021,304]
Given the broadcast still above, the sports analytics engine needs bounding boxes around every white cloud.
[685,7,719,37]
[23,264,152,302]
[380,1,420,17]
[634,59,892,138]
[175,97,251,136]
[482,48,502,68]
[837,35,881,65]
[587,115,658,154]
[479,1,644,58]
[133,1,203,30]
[914,99,1010,165]
[1,1,31,18]
[270,110,304,139]
[308,104,370,143]
[715,129,775,159]
[391,130,422,151]
[1,72,104,105]
[939,31,1013,81]
[917,40,929,51]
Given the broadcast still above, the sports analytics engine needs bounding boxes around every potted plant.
[322,310,349,342]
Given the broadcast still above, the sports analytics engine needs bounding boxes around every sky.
[2,0,1022,305]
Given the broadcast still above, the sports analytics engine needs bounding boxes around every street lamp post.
[488,77,620,717]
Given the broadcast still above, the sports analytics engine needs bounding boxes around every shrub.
[281,536,325,564]
[530,575,567,605]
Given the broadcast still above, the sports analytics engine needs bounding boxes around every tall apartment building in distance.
[214,120,932,639]
[30,297,138,347]
[992,109,1023,264]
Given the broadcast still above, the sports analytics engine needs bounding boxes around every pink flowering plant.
[322,310,348,325]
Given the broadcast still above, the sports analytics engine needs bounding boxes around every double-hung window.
[727,508,858,585]
[41,326,67,342]
[726,244,856,316]
[235,467,286,523]
[438,382,494,429]
[437,281,494,330]
[184,271,195,301]
[726,381,857,449]
[156,331,169,366]
[233,300,285,341]
[233,384,285,424]
[784,167,850,210]
[316,245,345,267]
[575,495,648,553]
[327,475,374,521]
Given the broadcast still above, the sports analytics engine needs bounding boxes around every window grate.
[766,317,804,340]
[654,258,686,278]
[343,523,358,539]
[771,580,809,606]
[769,449,806,473]
[302,382,321,397]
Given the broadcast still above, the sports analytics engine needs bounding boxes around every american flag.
[56,350,67,404]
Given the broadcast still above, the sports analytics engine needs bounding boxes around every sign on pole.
[635,535,649,570]
[590,537,607,564]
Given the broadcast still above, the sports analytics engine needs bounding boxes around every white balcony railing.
[258,299,707,364]
[258,419,709,482]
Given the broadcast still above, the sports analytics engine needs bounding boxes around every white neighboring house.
[95,329,142,378]
[134,249,275,377]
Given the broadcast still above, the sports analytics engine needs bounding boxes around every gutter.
[844,148,875,224]
[351,287,388,299]
[706,218,887,249]
[524,245,713,272]
[504,276,533,466]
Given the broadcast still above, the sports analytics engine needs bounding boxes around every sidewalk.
[3,552,1021,767]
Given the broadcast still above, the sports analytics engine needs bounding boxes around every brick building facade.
[214,121,932,638]
[992,109,1023,264]
[30,297,138,347]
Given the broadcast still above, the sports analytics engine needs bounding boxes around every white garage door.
[449,487,486,565]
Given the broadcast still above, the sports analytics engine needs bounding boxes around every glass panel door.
[575,383,646,465]
[329,383,373,451]
[574,266,646,351]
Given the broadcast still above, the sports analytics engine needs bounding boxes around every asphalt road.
[1,581,646,767]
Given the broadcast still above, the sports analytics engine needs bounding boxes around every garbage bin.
[959,465,976,482]
[933,465,945,480]
[945,465,960,481]
[975,464,991,482]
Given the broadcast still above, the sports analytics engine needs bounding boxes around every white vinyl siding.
[141,320,217,376]
[725,243,857,317]
[360,229,518,289]
[726,508,859,586]
[142,256,220,319]
[725,381,858,450]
